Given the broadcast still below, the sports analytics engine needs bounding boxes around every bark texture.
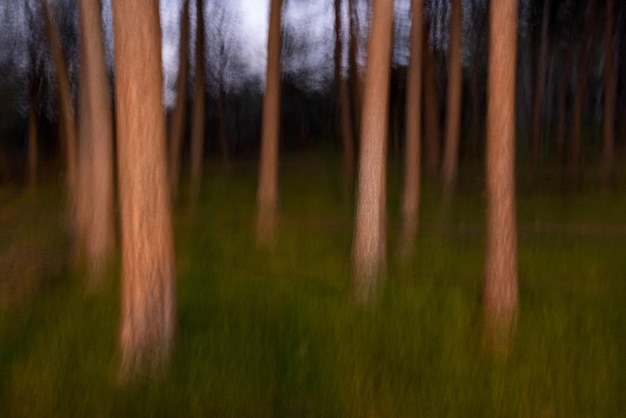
[256,0,283,247]
[352,0,394,303]
[399,0,424,257]
[77,0,115,285]
[483,0,519,359]
[169,0,190,198]
[190,0,206,202]
[112,0,177,379]
[441,0,463,197]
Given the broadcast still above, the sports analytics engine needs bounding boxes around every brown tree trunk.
[42,0,77,199]
[570,0,598,175]
[112,0,177,380]
[531,0,550,164]
[77,0,115,286]
[256,0,283,247]
[352,0,394,303]
[556,40,573,168]
[217,77,229,162]
[335,0,355,182]
[469,39,481,159]
[441,0,463,197]
[602,0,616,182]
[423,28,440,177]
[399,0,424,258]
[190,0,206,202]
[483,0,519,360]
[169,0,189,198]
[348,0,362,140]
[27,77,39,190]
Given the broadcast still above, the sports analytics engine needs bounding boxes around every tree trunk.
[483,0,519,360]
[77,0,115,286]
[169,0,190,198]
[399,0,424,258]
[348,0,362,140]
[42,0,77,200]
[556,39,573,168]
[27,77,39,190]
[256,0,283,248]
[441,0,463,198]
[335,0,355,183]
[352,0,394,303]
[217,77,229,162]
[602,0,616,183]
[112,0,177,380]
[469,32,481,160]
[423,28,440,177]
[570,0,598,175]
[190,0,206,202]
[531,0,550,164]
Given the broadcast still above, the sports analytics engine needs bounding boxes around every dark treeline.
[1,0,624,171]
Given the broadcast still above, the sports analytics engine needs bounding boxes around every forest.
[1,0,625,416]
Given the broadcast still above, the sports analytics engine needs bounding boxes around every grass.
[1,153,625,417]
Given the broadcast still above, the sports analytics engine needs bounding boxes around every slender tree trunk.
[348,0,362,140]
[77,0,115,286]
[483,0,519,359]
[335,0,355,182]
[27,77,39,190]
[602,0,616,182]
[399,0,424,258]
[570,0,598,175]
[217,77,229,162]
[169,0,190,198]
[531,0,550,164]
[42,0,77,199]
[352,0,394,303]
[423,29,440,177]
[190,0,206,202]
[256,0,283,247]
[469,32,482,160]
[556,40,573,168]
[112,0,177,380]
[441,0,463,197]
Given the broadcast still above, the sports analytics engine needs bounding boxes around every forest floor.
[1,153,625,417]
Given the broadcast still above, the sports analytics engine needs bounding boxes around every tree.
[169,0,190,198]
[423,20,440,177]
[441,0,463,197]
[190,0,206,202]
[602,0,616,183]
[352,0,394,303]
[42,0,77,203]
[483,0,519,358]
[76,0,115,285]
[570,0,598,175]
[112,0,177,379]
[335,0,355,183]
[531,0,551,164]
[348,0,362,140]
[27,76,39,190]
[399,0,424,257]
[256,0,283,247]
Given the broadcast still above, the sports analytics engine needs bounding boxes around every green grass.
[1,154,625,417]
